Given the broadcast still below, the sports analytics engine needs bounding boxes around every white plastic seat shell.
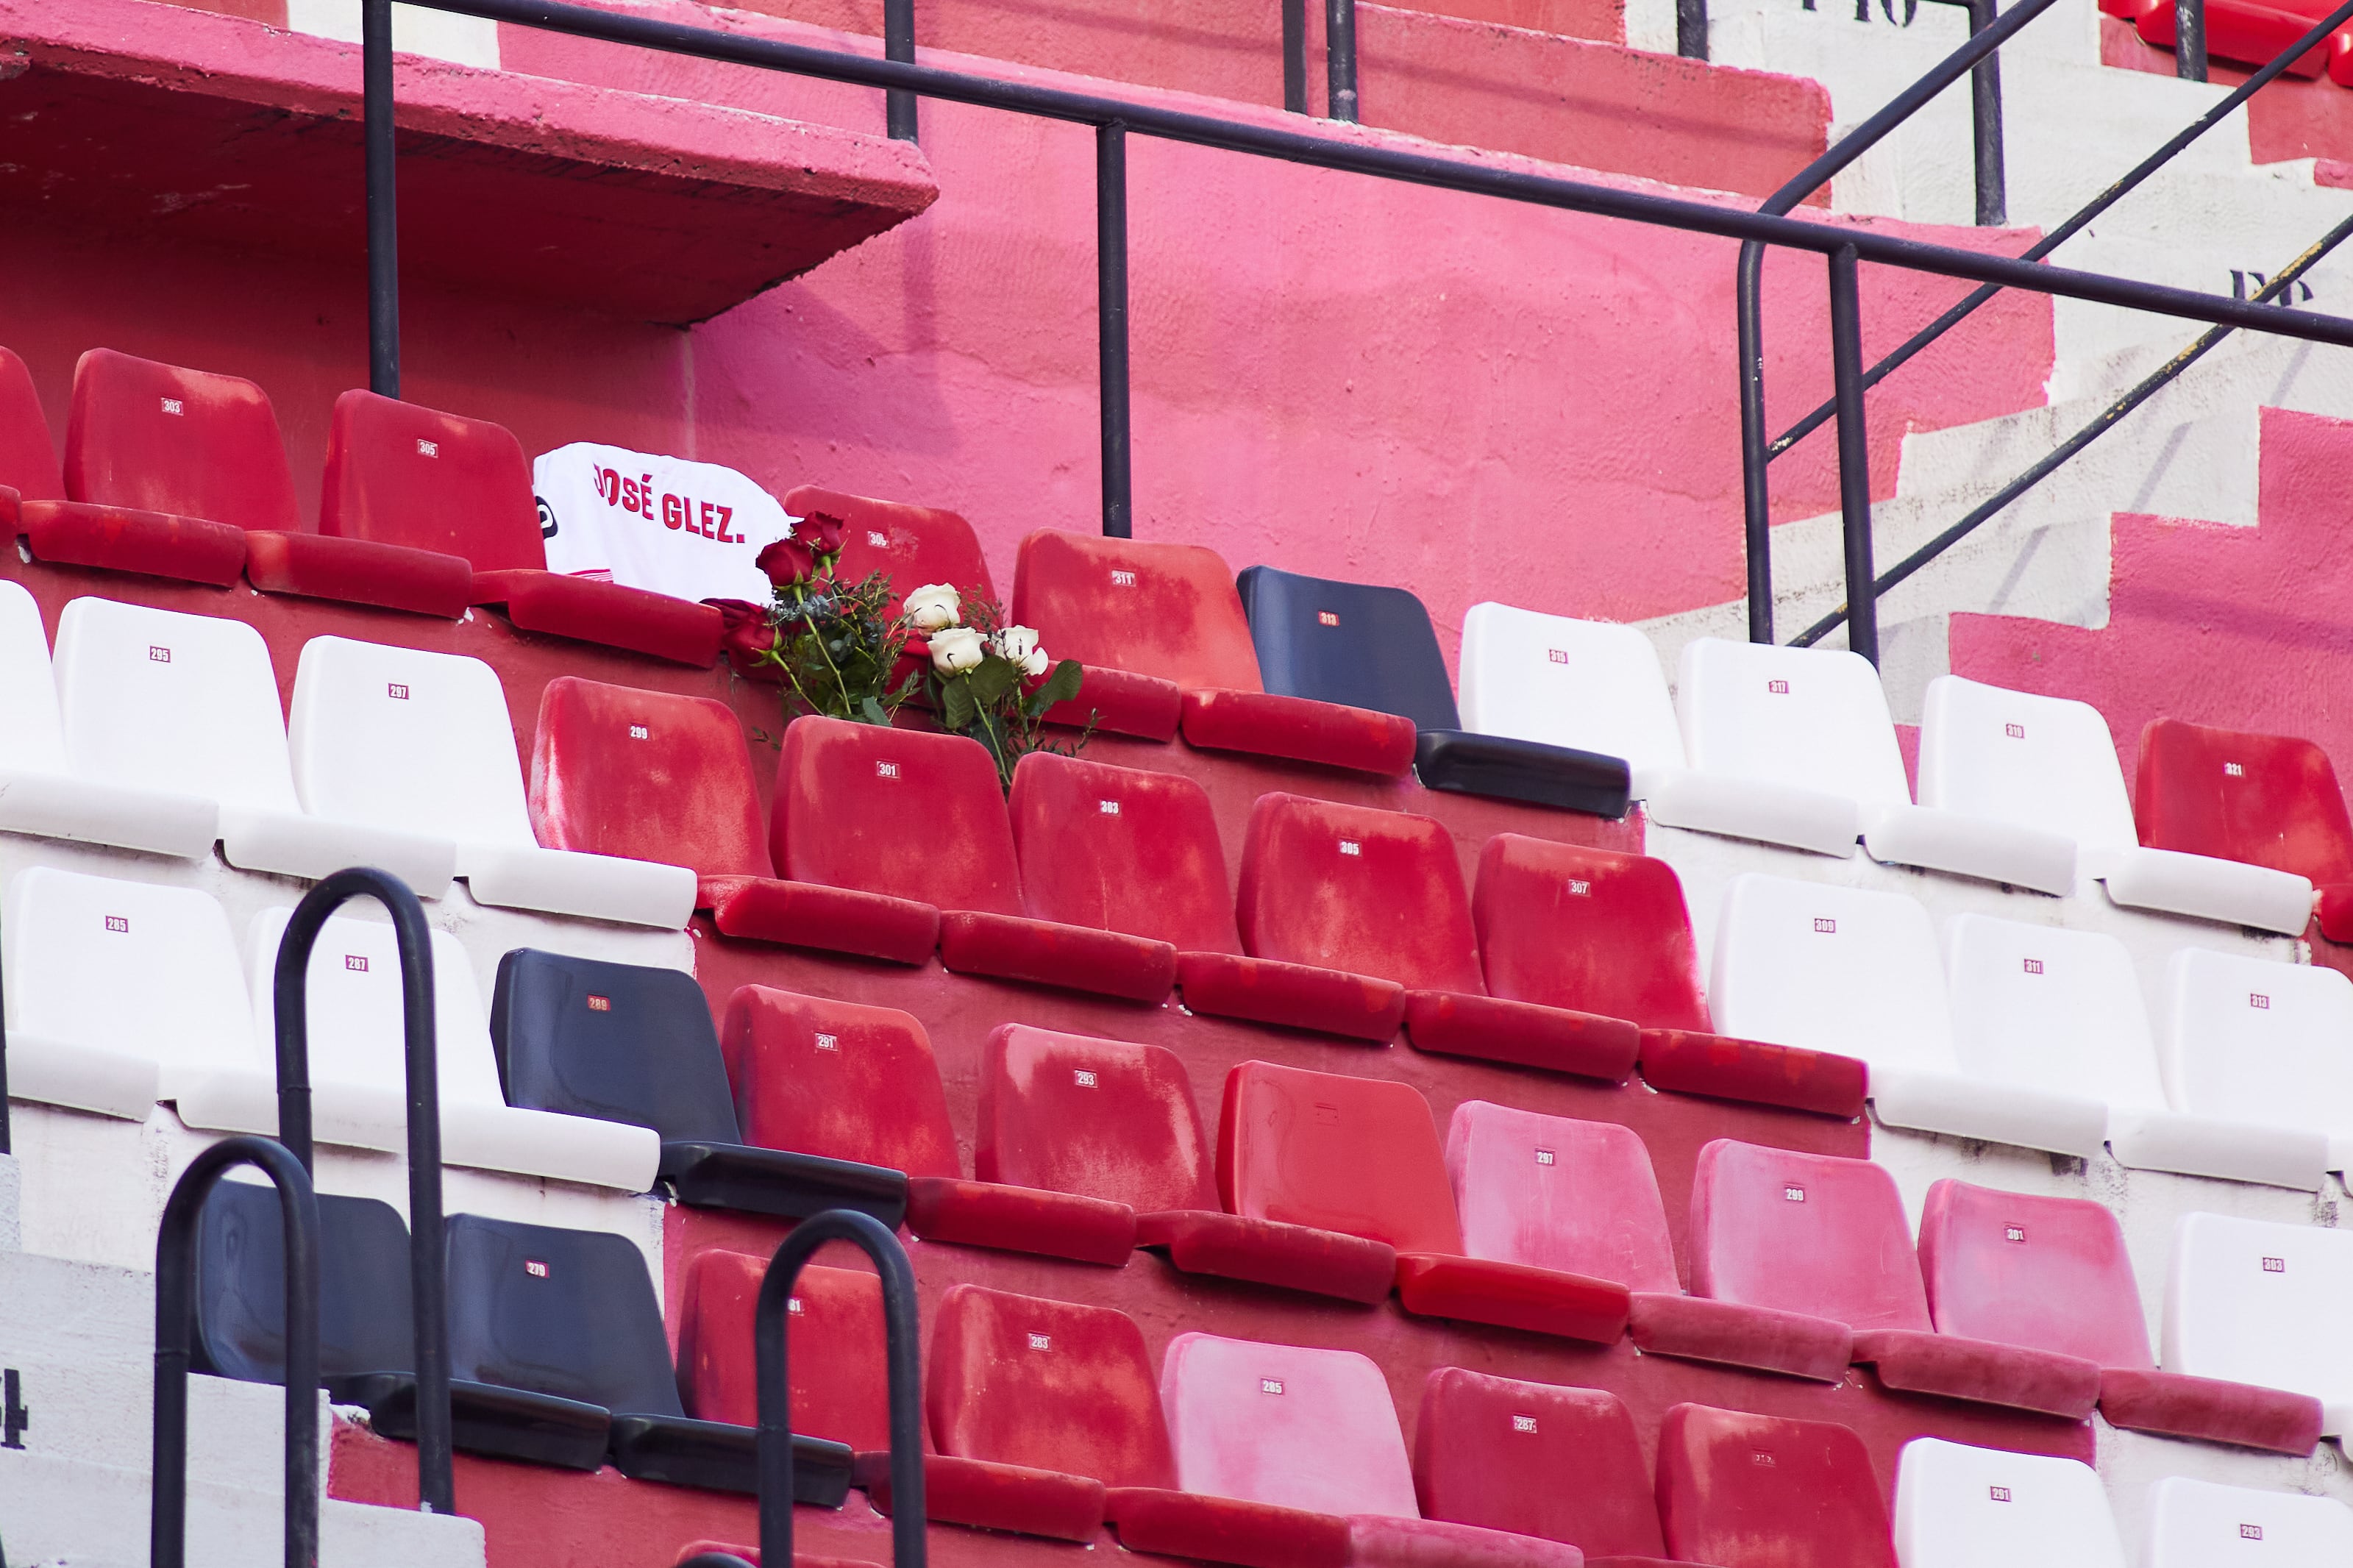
[2160,948,2353,1174]
[1892,1437,2125,1568]
[1456,605,1686,779]
[2142,1476,2353,1567]
[2162,1211,2353,1436]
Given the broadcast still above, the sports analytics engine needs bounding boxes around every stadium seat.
[1184,791,1642,1077]
[2136,717,2341,933]
[191,1179,418,1388]
[1456,602,1687,782]
[2157,947,2349,1181]
[322,389,723,663]
[1236,565,1631,815]
[1890,1438,2125,1568]
[2107,0,2335,79]
[1154,1330,1583,1568]
[2141,1476,2353,1567]
[1217,1060,1631,1343]
[1689,1138,2103,1417]
[0,579,218,858]
[785,485,994,614]
[53,596,455,891]
[722,986,1134,1264]
[1009,529,1416,771]
[0,346,67,523]
[1472,836,1867,1118]
[1446,1102,1851,1380]
[1653,1403,1895,1568]
[2163,1211,2353,1437]
[1006,750,1243,953]
[674,1251,891,1447]
[1917,1179,2321,1454]
[494,947,907,1221]
[288,635,697,927]
[977,1022,1395,1302]
[1412,1368,1665,1558]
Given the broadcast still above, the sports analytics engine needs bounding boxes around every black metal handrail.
[152,1136,321,1568]
[271,869,454,1517]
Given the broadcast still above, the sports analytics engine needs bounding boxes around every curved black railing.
[152,1136,321,1568]
[271,869,455,1517]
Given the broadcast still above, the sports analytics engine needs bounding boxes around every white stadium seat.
[0,582,216,858]
[2160,947,2353,1177]
[2164,1212,2353,1436]
[1455,603,1687,778]
[52,596,455,894]
[1892,1438,2125,1568]
[287,635,694,927]
[2142,1476,2353,1568]
[1918,674,2312,933]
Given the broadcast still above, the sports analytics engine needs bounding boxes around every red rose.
[706,598,784,685]
[803,510,848,562]
[757,535,817,588]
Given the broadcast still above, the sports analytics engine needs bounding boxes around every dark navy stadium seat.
[193,1179,416,1386]
[1236,564,1631,816]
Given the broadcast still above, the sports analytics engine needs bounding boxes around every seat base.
[2099,846,2315,936]
[1348,1514,1587,1568]
[1135,1209,1398,1304]
[702,875,939,965]
[21,498,246,587]
[1414,729,1631,819]
[220,806,457,897]
[1175,950,1406,1041]
[1179,688,1418,777]
[333,1372,611,1472]
[1637,768,1860,858]
[659,1141,910,1229]
[474,568,724,667]
[1851,1328,2101,1418]
[905,1177,1137,1265]
[2107,1107,2330,1191]
[1861,804,2076,897]
[864,1453,1106,1542]
[608,1413,851,1505]
[244,531,474,618]
[0,767,218,858]
[1393,1254,1631,1344]
[1403,991,1639,1082]
[1626,1291,1854,1382]
[1105,1486,1351,1568]
[1868,1067,2110,1161]
[1637,1028,1868,1119]
[3,1035,160,1122]
[936,910,1176,1002]
[1044,665,1182,741]
[462,842,696,930]
[2098,1366,2324,1455]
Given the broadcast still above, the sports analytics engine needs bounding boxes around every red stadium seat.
[1009,528,1415,769]
[1473,835,1867,1117]
[1412,1368,1666,1559]
[0,347,65,523]
[1217,1060,1629,1343]
[675,1252,891,1447]
[1918,1179,2322,1454]
[1690,1139,2102,1418]
[2135,718,2350,936]
[322,388,723,663]
[1007,751,1243,954]
[2104,0,2334,76]
[1653,1403,1896,1568]
[786,485,994,614]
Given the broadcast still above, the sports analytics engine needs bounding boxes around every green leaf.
[964,657,1019,706]
[1033,658,1083,710]
[941,677,978,733]
[860,696,889,725]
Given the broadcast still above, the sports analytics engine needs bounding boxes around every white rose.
[992,625,1050,679]
[930,625,986,674]
[903,582,961,632]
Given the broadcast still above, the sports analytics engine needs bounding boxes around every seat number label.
[815,1033,840,1052]
[160,397,184,415]
[2225,761,2245,776]
[2005,723,2026,738]
[1028,1333,1052,1351]
[1534,1150,1555,1166]
[1512,1414,1538,1433]
[2263,1256,2285,1273]
[867,531,889,548]
[2023,958,2043,974]
[2250,993,2270,1010]
[345,955,369,972]
[1767,679,1790,694]
[1318,611,1339,627]
[1812,917,1836,933]
[1099,799,1120,815]
[788,1297,805,1315]
[104,915,129,933]
[1259,1378,1284,1395]
[1567,880,1591,897]
[2005,1225,2026,1244]
[525,1260,549,1278]
[149,646,171,664]
[1339,841,1361,856]
[416,438,439,457]
[1784,1186,1806,1202]
[876,761,900,779]
[1548,649,1569,665]
[629,724,649,740]
[1111,570,1137,586]
[2241,1525,2263,1540]
[1073,1069,1097,1087]
[588,995,611,1013]
[387,683,410,700]
[1988,1486,2011,1503]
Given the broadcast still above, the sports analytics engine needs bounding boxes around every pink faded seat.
[2135,718,2350,937]
[786,485,994,614]
[1413,1369,1666,1560]
[1690,1139,2103,1419]
[674,1252,891,1447]
[724,987,1135,1267]
[1446,1103,1850,1382]
[1010,528,1414,769]
[978,1024,1395,1304]
[1217,1061,1629,1344]
[323,388,723,663]
[1919,1179,2321,1455]
[1654,1403,1895,1568]
[1008,751,1243,954]
[1473,835,1866,1118]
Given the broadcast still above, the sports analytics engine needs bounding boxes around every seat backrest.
[195,1180,416,1383]
[289,635,536,849]
[54,596,300,815]
[676,1251,890,1445]
[248,907,505,1111]
[1009,530,1264,692]
[1443,1101,1679,1291]
[1236,566,1460,731]
[1709,874,1955,1075]
[2163,1211,2353,1409]
[772,716,1021,916]
[785,485,995,615]
[975,1024,1217,1214]
[1915,1180,2153,1369]
[1675,638,1911,810]
[63,348,300,531]
[444,1214,681,1416]
[1472,835,1710,1030]
[1159,1330,1418,1517]
[4,866,256,1080]
[319,389,544,571]
[1690,1138,1932,1332]
[1943,914,2167,1111]
[1654,1403,1895,1568]
[1006,751,1240,953]
[719,985,960,1179]
[528,676,771,880]
[1236,792,1483,994]
[2135,716,2353,883]
[492,949,738,1144]
[0,579,71,776]
[1413,1367,1664,1555]
[1893,1438,2125,1568]
[0,346,65,501]
[929,1285,1176,1488]
[1916,676,2139,855]
[2160,947,2353,1137]
[1217,1060,1463,1255]
[2143,1477,2353,1567]
[1457,605,1685,776]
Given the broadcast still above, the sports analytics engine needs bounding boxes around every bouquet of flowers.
[903,581,1088,790]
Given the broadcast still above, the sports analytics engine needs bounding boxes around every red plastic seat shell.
[786,485,994,615]
[530,677,771,878]
[1915,1179,2157,1369]
[926,1284,1176,1488]
[1688,1138,1934,1332]
[1653,1403,1897,1568]
[243,531,474,617]
[1848,1328,2100,1417]
[1347,1515,1586,1568]
[904,1177,1139,1265]
[1047,665,1183,741]
[1218,1059,1464,1255]
[1403,991,1640,1082]
[1392,1253,1629,1344]
[2096,1367,2323,1455]
[772,717,1025,916]
[1133,1210,1400,1304]
[0,346,65,502]
[1412,1368,1666,1559]
[1239,794,1486,991]
[975,1024,1220,1214]
[473,568,724,666]
[1637,1027,1869,1119]
[701,875,939,965]
[2135,716,2353,883]
[1175,950,1408,1041]
[1105,1488,1351,1568]
[865,1453,1106,1542]
[675,1251,889,1446]
[1472,836,1712,1031]
[1180,688,1419,777]
[1624,1293,1854,1383]
[1009,529,1267,692]
[320,388,544,568]
[1008,752,1241,954]
[1445,1103,1678,1290]
[21,499,246,586]
[65,347,302,530]
[935,910,1178,1002]
[721,985,961,1178]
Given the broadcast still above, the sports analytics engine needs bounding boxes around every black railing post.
[1325,0,1359,121]
[1968,0,2007,224]
[755,1210,925,1568]
[1097,121,1133,539]
[1678,0,1709,59]
[883,0,918,140]
[1826,245,1879,666]
[272,869,453,1517]
[152,1136,320,1568]
[2176,0,2207,79]
[1737,241,1775,644]
[1281,0,1309,113]
[363,0,400,399]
